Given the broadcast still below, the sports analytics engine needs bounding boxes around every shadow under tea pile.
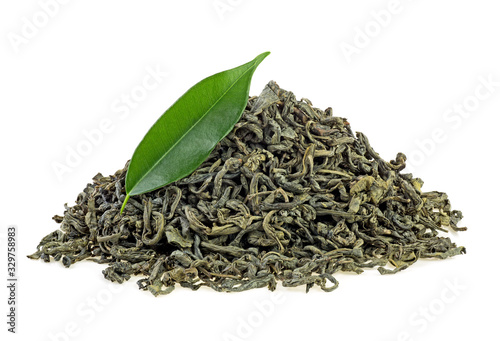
[29,81,466,296]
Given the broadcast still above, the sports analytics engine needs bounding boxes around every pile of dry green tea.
[29,81,466,295]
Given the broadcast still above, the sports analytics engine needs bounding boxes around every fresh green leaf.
[120,52,270,213]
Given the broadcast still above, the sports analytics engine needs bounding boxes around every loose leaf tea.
[29,81,466,296]
[121,52,270,213]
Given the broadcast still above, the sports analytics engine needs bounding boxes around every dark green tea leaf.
[30,81,467,295]
[121,52,270,212]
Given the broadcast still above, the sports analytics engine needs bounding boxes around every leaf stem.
[120,193,130,214]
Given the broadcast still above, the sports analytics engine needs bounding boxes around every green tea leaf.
[121,52,270,213]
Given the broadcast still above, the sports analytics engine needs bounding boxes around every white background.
[1,1,499,340]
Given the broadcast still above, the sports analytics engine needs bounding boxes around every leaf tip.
[256,51,271,62]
